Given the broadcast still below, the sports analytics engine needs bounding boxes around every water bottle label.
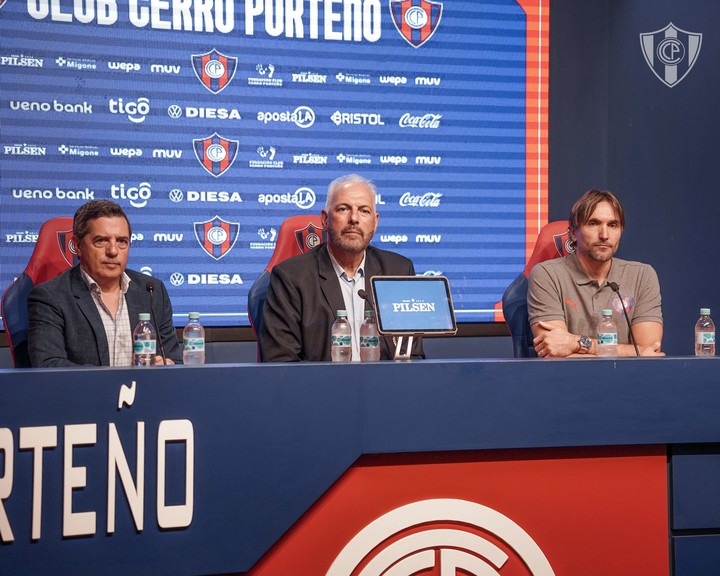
[360,336,379,348]
[331,335,351,347]
[696,332,716,345]
[598,332,618,346]
[183,337,205,351]
[134,340,157,354]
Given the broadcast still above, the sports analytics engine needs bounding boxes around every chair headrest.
[523,220,574,277]
[266,215,327,272]
[25,217,76,285]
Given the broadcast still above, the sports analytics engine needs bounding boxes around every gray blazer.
[258,243,424,362]
[28,266,181,367]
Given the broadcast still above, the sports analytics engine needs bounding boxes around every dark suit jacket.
[28,266,181,367]
[258,244,425,362]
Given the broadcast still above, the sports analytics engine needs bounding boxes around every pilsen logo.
[294,223,326,252]
[57,228,78,266]
[194,216,239,260]
[640,23,702,88]
[193,133,238,177]
[192,49,237,94]
[390,0,443,48]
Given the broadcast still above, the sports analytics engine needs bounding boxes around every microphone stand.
[608,281,639,357]
[146,282,168,365]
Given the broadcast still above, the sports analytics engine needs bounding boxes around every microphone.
[146,281,167,365]
[357,288,392,360]
[608,281,639,357]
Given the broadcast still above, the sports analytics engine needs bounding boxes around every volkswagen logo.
[169,272,185,286]
[167,104,183,119]
[169,188,184,202]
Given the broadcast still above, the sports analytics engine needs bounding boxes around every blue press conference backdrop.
[0,0,548,327]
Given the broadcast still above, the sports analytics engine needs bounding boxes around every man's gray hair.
[325,174,377,210]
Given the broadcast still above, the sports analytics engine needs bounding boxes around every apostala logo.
[1,54,44,67]
[258,187,316,210]
[640,23,702,88]
[336,153,372,165]
[292,71,327,84]
[390,0,443,48]
[55,56,97,70]
[194,216,239,260]
[257,106,315,128]
[192,49,237,94]
[193,133,239,177]
[335,72,371,85]
[250,146,283,169]
[249,63,283,87]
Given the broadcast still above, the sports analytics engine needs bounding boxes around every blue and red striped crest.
[390,0,443,48]
[192,49,237,94]
[194,216,239,260]
[193,133,238,177]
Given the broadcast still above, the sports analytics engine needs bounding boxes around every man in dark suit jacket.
[259,174,424,362]
[28,200,181,367]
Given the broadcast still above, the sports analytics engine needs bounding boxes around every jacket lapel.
[317,245,347,317]
[70,266,110,365]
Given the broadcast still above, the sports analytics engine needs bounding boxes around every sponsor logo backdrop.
[0,0,548,327]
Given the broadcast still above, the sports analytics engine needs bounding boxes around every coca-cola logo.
[398,113,442,129]
[399,192,442,207]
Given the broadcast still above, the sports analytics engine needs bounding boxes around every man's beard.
[329,226,370,253]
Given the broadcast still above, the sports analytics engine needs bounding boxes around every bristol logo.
[192,49,238,94]
[194,216,239,260]
[193,133,238,177]
[390,0,443,48]
[56,229,78,267]
[640,23,702,88]
[294,223,326,253]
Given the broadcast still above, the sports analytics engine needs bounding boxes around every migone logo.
[325,499,555,576]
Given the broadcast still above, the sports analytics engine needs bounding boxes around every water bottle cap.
[364,310,374,318]
[139,313,150,321]
[601,309,612,316]
[336,310,348,317]
[700,308,711,316]
[189,312,200,320]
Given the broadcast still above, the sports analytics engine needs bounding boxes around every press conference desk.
[1,358,720,575]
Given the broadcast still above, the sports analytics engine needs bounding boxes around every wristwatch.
[577,335,592,354]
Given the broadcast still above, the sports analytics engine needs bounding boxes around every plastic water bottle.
[695,308,716,357]
[183,312,205,365]
[133,313,157,367]
[331,310,352,362]
[359,310,381,362]
[597,309,618,357]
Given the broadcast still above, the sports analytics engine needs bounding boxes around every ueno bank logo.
[326,499,555,575]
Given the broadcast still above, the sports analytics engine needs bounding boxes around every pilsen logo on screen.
[192,49,237,94]
[194,216,239,260]
[390,0,443,48]
[193,133,238,177]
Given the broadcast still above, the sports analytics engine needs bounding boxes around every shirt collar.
[566,252,615,287]
[80,266,131,294]
[327,246,366,282]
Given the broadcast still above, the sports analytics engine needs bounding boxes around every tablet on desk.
[370,275,457,336]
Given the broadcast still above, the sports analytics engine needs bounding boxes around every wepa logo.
[192,49,237,94]
[193,133,239,177]
[327,499,554,575]
[194,216,239,260]
[390,0,443,48]
[640,23,702,88]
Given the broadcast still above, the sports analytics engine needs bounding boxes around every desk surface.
[1,357,719,575]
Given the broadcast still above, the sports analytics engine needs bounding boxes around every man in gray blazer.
[259,174,424,362]
[28,200,181,367]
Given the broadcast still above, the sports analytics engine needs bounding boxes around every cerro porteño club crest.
[640,23,702,88]
[193,133,239,177]
[192,49,237,94]
[194,216,239,260]
[390,0,443,48]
